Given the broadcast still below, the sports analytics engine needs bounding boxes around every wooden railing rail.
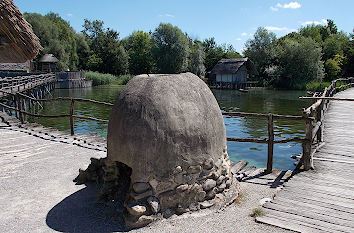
[1,75,353,172]
[0,74,56,95]
[0,92,111,136]
[222,111,309,173]
[300,77,354,170]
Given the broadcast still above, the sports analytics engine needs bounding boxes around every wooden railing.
[0,90,113,135]
[299,77,354,170]
[222,112,309,173]
[0,74,55,96]
[1,76,353,172]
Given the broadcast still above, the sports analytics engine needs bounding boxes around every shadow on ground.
[46,183,126,233]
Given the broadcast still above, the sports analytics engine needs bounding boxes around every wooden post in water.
[70,99,75,135]
[303,116,314,170]
[266,113,274,173]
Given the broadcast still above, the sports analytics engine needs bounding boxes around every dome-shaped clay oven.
[107,73,226,186]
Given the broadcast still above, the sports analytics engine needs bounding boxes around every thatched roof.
[39,54,59,63]
[210,58,259,76]
[0,0,42,63]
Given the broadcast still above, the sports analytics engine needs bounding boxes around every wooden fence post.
[303,116,314,170]
[316,101,323,142]
[70,99,75,135]
[266,113,274,173]
[17,95,24,124]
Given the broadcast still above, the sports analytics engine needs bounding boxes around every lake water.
[27,85,311,170]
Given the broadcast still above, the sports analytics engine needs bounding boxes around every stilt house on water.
[209,58,258,89]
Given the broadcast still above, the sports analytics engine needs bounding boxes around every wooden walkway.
[257,88,354,233]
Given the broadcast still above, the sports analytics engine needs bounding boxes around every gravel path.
[0,113,292,232]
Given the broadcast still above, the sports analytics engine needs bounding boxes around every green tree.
[243,27,277,83]
[323,33,349,60]
[126,31,154,74]
[24,12,78,70]
[189,42,206,77]
[75,33,90,70]
[82,19,129,75]
[151,23,190,73]
[202,37,224,71]
[324,59,341,81]
[267,37,324,89]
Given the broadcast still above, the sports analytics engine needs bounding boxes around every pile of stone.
[78,73,240,228]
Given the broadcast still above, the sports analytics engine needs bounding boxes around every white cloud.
[241,32,248,36]
[158,13,175,18]
[67,13,73,17]
[270,6,279,12]
[301,19,328,26]
[271,1,301,11]
[277,2,301,9]
[236,38,242,41]
[265,26,296,32]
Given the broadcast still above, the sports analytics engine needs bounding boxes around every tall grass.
[85,71,116,86]
[85,72,133,86]
[306,82,331,92]
[116,74,133,85]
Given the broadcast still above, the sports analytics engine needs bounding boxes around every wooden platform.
[257,88,354,233]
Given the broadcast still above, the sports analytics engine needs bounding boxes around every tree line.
[244,20,354,89]
[24,12,241,77]
[24,13,353,89]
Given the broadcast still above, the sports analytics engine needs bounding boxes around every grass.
[116,74,133,85]
[250,208,265,217]
[85,71,116,86]
[85,72,134,86]
[306,81,344,92]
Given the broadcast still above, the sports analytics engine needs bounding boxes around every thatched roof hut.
[210,58,258,76]
[0,0,42,63]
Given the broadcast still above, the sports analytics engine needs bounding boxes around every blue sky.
[14,0,354,52]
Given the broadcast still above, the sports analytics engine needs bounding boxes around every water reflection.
[28,86,311,170]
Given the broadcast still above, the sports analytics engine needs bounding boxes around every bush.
[116,74,133,85]
[85,71,116,86]
[306,82,330,92]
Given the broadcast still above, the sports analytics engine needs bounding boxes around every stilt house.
[210,58,258,89]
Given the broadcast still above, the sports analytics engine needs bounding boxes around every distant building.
[39,54,59,72]
[209,58,258,89]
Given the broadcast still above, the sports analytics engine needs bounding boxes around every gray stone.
[187,165,202,174]
[176,204,189,214]
[174,173,192,184]
[176,184,189,193]
[147,196,160,214]
[174,166,183,174]
[217,182,226,193]
[202,179,217,191]
[163,208,175,218]
[207,171,220,180]
[225,179,232,189]
[125,215,155,228]
[131,190,153,201]
[203,158,214,170]
[206,187,217,199]
[132,182,151,194]
[107,73,227,185]
[200,201,214,209]
[215,158,223,168]
[216,175,225,185]
[127,204,147,216]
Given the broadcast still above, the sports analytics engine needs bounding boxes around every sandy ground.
[0,114,292,233]
[132,172,293,233]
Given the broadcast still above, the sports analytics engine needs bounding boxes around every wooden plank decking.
[257,88,354,233]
